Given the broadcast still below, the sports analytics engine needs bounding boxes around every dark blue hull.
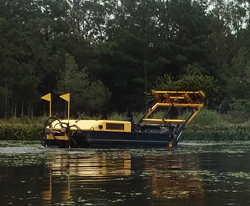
[46,130,176,148]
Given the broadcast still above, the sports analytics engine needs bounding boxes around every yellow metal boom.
[142,90,205,124]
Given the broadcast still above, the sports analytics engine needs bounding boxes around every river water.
[0,141,250,206]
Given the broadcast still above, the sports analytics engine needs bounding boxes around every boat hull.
[46,131,175,148]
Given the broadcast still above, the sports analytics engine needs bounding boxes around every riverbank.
[0,122,249,141]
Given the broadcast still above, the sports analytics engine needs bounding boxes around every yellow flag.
[41,93,51,102]
[60,93,70,102]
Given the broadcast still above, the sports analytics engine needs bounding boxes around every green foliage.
[98,0,215,111]
[0,123,43,140]
[55,53,111,115]
[188,109,229,126]
[184,125,250,141]
[0,0,249,118]
[224,47,250,99]
[221,47,250,116]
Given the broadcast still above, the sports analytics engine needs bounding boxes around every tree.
[97,0,215,112]
[99,0,171,111]
[0,0,73,117]
[164,0,216,76]
[208,0,250,68]
[222,47,250,113]
[55,53,111,116]
[0,17,21,118]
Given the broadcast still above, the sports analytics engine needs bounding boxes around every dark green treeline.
[1,0,250,118]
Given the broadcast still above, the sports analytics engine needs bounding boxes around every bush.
[0,123,43,140]
[189,109,230,126]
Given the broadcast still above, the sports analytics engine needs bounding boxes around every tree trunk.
[5,84,8,118]
[21,101,24,116]
[14,103,16,117]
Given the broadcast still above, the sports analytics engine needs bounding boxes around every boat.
[41,90,205,148]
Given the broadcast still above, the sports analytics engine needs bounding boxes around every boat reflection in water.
[144,153,204,200]
[42,151,131,204]
[42,150,204,205]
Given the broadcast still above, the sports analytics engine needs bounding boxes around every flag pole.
[68,98,70,122]
[41,93,51,117]
[59,93,70,122]
[50,99,51,117]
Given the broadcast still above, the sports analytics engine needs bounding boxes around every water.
[0,141,250,206]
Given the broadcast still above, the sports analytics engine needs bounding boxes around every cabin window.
[106,123,124,130]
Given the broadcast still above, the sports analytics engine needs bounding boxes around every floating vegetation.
[226,172,250,179]
[0,152,46,167]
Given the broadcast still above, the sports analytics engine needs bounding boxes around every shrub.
[0,123,43,140]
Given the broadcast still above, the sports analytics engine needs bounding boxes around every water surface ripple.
[0,141,250,206]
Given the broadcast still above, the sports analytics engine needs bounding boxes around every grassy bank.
[183,125,250,141]
[0,109,249,141]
